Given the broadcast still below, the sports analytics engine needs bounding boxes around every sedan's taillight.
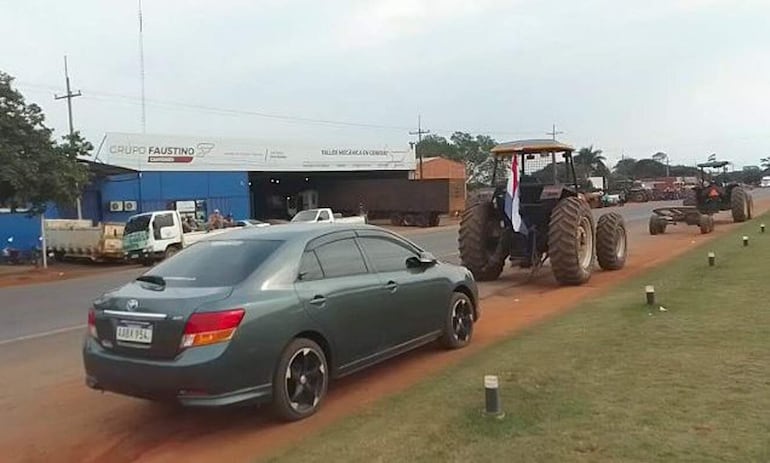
[181,309,245,348]
[87,308,98,338]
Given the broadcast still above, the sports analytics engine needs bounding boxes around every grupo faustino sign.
[96,133,415,172]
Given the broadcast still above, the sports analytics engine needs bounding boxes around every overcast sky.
[3,0,769,168]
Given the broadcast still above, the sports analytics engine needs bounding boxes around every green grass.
[266,218,770,463]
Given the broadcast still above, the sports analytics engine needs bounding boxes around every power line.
[409,114,431,179]
[17,81,552,137]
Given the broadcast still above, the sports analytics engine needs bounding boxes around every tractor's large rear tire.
[597,212,627,271]
[458,197,507,281]
[731,187,749,223]
[548,197,595,285]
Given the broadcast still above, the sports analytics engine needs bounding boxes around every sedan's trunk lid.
[93,279,232,359]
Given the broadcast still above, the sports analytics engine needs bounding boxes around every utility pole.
[55,55,83,220]
[409,115,430,179]
[138,0,147,133]
[546,123,564,183]
[546,123,563,141]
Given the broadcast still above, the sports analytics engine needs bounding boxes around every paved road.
[2,191,767,344]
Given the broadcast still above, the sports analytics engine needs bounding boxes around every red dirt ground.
[0,262,141,289]
[1,200,767,463]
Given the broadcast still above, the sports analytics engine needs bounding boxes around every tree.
[652,151,668,163]
[743,169,762,185]
[0,71,90,214]
[668,164,699,177]
[415,134,458,161]
[760,157,770,170]
[613,158,637,177]
[414,131,499,188]
[632,159,667,178]
[573,145,608,178]
[445,132,497,187]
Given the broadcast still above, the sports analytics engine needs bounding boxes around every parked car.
[83,223,478,421]
[233,219,270,228]
[290,208,367,224]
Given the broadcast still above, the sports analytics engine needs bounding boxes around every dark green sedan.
[83,223,478,421]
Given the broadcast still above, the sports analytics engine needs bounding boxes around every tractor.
[458,139,628,285]
[691,161,753,221]
[649,160,752,235]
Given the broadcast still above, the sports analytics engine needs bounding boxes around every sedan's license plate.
[116,323,153,344]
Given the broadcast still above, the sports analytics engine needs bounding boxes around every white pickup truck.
[290,208,367,224]
[122,210,236,264]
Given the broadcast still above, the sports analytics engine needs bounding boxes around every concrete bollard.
[708,252,715,267]
[761,224,766,233]
[743,236,749,247]
[483,375,504,418]
[645,285,656,306]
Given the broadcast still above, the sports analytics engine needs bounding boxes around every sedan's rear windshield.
[145,239,284,287]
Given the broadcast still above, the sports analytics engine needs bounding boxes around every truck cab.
[123,211,186,264]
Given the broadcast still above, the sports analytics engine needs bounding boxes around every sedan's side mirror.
[406,252,437,269]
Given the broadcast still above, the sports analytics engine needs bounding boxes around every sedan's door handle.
[384,281,398,293]
[309,295,326,306]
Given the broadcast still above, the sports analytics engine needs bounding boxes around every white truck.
[290,208,367,224]
[761,176,770,188]
[45,219,125,262]
[122,210,236,264]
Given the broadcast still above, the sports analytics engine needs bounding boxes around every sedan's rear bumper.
[83,338,273,407]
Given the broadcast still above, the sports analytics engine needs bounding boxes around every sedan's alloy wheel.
[451,298,473,343]
[285,347,326,413]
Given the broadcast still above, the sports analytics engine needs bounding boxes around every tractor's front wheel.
[458,196,508,281]
[699,214,714,234]
[731,187,749,223]
[597,212,627,270]
[548,196,595,285]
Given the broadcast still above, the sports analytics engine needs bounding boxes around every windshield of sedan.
[144,239,284,287]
